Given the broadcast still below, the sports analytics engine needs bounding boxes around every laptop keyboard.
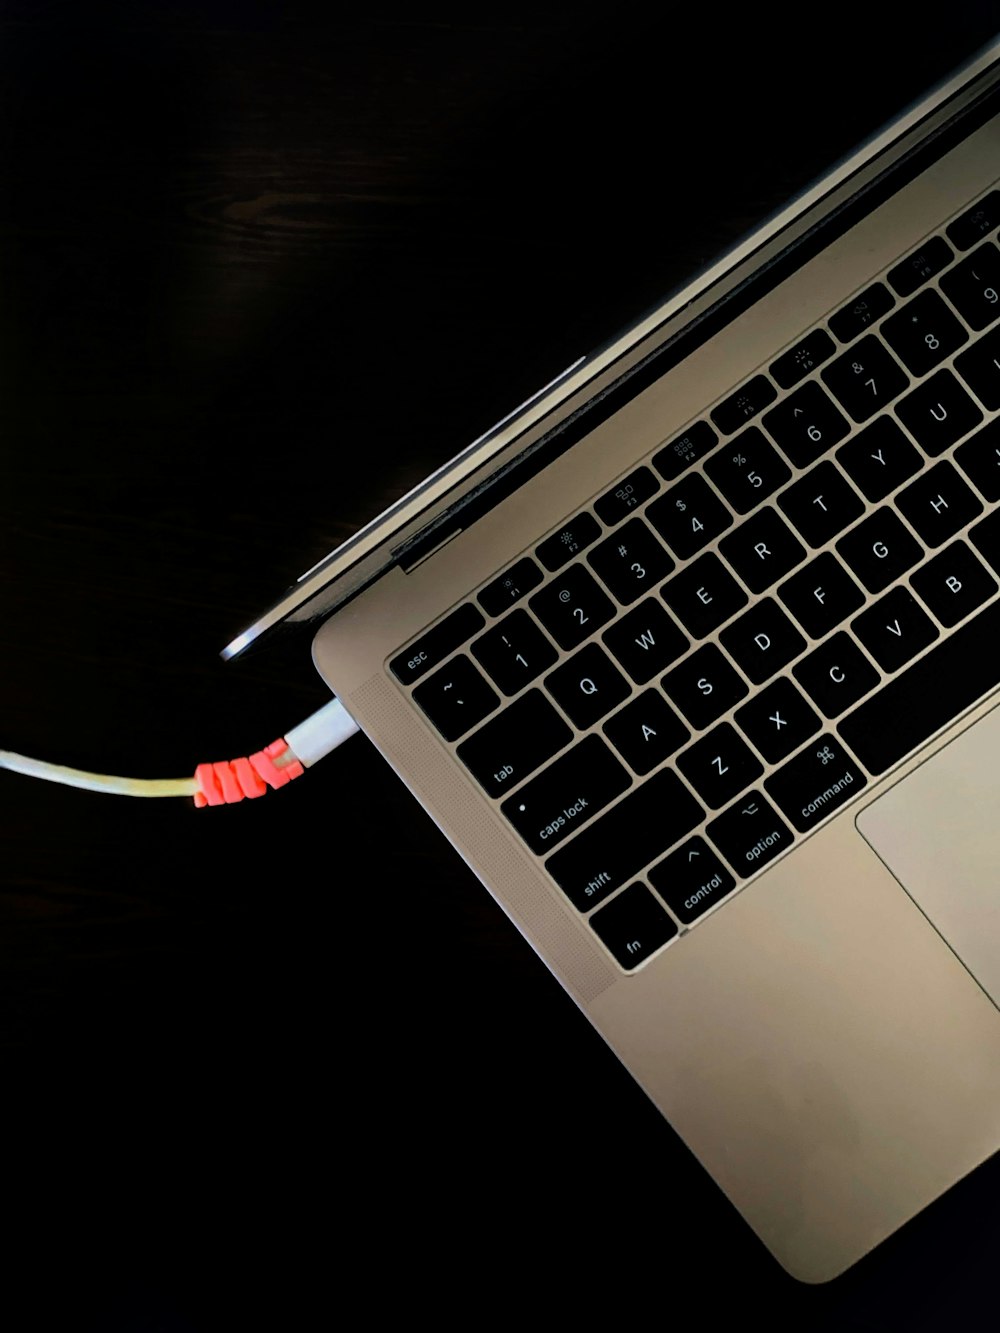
[390,185,1000,972]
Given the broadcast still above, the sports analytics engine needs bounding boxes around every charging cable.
[1,696,360,807]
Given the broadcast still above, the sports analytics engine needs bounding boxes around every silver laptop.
[225,38,1000,1280]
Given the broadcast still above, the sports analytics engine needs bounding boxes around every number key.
[646,473,732,560]
[822,335,909,423]
[472,611,558,695]
[529,565,615,651]
[704,426,790,514]
[762,381,849,469]
[588,517,674,605]
[882,289,968,377]
[940,242,1000,331]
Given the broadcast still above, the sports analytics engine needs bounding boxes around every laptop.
[224,37,1000,1280]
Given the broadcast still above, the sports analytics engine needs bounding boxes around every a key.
[594,466,660,525]
[822,335,908,423]
[677,723,763,810]
[956,419,1000,501]
[652,420,718,481]
[545,767,704,911]
[711,374,777,434]
[648,837,736,924]
[472,609,558,694]
[661,553,748,639]
[828,283,894,342]
[545,642,631,729]
[587,518,674,605]
[603,689,690,775]
[835,415,923,501]
[529,565,615,651]
[793,633,880,718]
[718,507,805,594]
[910,541,997,628]
[778,552,865,639]
[770,329,836,389]
[536,512,601,572]
[500,734,630,854]
[895,368,983,457]
[851,586,939,672]
[939,241,1000,331]
[719,598,806,684]
[888,236,953,298]
[589,884,678,969]
[391,603,486,685]
[895,461,983,547]
[602,598,688,683]
[478,558,544,617]
[835,508,922,594]
[647,473,733,560]
[456,689,572,797]
[704,426,790,514]
[764,735,867,833]
[881,289,967,377]
[946,190,1000,250]
[412,654,500,740]
[762,381,849,469]
[706,792,794,879]
[778,461,865,547]
[661,643,749,730]
[734,676,822,764]
[971,508,1000,573]
[954,326,1000,410]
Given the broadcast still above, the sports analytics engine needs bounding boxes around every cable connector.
[2,696,360,806]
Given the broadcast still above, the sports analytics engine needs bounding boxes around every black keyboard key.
[546,767,703,911]
[836,415,923,502]
[545,643,630,730]
[704,426,790,514]
[764,735,867,834]
[707,792,794,879]
[648,838,736,924]
[779,552,865,639]
[939,242,1000,331]
[793,633,879,718]
[946,190,1000,250]
[720,598,806,684]
[391,603,485,686]
[835,508,922,593]
[770,329,836,389]
[910,541,997,628]
[851,586,939,672]
[839,599,1000,774]
[587,518,674,605]
[661,553,748,638]
[478,558,544,618]
[589,884,677,969]
[472,609,558,695]
[822,336,908,423]
[762,382,850,469]
[882,290,968,377]
[971,508,1000,573]
[895,461,983,547]
[954,326,1000,409]
[602,598,688,683]
[778,462,865,547]
[501,734,630,855]
[662,643,749,730]
[734,677,821,764]
[888,235,953,297]
[536,512,601,572]
[956,420,1000,502]
[711,374,777,434]
[457,689,572,797]
[719,508,805,594]
[594,466,660,525]
[895,369,983,457]
[529,565,615,651]
[603,690,689,776]
[653,421,718,480]
[677,723,763,809]
[646,473,733,560]
[413,655,500,741]
[828,282,894,343]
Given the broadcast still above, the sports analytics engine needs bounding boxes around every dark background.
[4,4,1000,1328]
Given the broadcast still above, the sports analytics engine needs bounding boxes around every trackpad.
[857,703,1000,1006]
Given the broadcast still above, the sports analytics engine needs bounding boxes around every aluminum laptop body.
[225,40,1000,1280]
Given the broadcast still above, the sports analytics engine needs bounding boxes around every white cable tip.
[0,750,199,798]
[284,697,360,767]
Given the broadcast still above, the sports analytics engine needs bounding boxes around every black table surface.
[5,6,1000,1328]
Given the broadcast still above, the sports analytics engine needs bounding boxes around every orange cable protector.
[193,738,304,808]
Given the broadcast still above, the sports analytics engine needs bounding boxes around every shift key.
[501,735,631,855]
[546,769,704,911]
